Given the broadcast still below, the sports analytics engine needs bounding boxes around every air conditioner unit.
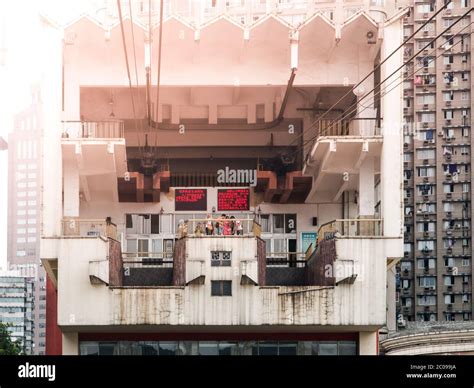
[447,229,452,235]
[424,213,429,219]
[446,119,452,124]
[438,131,444,137]
[423,122,429,128]
[446,9,452,15]
[423,159,429,165]
[446,154,452,160]
[455,224,461,229]
[424,231,430,237]
[424,267,430,273]
[446,193,452,199]
[423,30,428,36]
[423,104,429,109]
[423,195,429,201]
[446,101,452,106]
[446,64,451,70]
[446,211,452,218]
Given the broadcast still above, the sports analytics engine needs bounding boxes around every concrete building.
[7,89,47,354]
[0,271,35,354]
[399,0,474,324]
[40,0,406,355]
[381,321,474,354]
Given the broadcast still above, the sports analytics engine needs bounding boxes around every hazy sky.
[0,0,107,270]
[0,0,42,270]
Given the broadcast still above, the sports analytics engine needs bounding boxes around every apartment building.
[40,0,406,355]
[0,271,34,354]
[7,89,47,354]
[399,0,474,324]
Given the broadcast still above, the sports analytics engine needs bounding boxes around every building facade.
[0,271,35,354]
[7,89,47,354]
[40,0,406,355]
[398,0,474,325]
[381,321,474,354]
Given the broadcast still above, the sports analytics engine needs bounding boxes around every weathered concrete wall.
[56,236,389,328]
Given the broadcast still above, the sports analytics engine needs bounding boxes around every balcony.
[61,120,124,139]
[48,213,398,330]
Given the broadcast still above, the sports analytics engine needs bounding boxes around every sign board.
[301,232,318,255]
[217,189,250,211]
[175,189,207,211]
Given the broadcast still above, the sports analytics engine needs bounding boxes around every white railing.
[61,120,124,139]
[62,218,118,239]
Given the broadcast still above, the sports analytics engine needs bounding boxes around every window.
[444,276,455,286]
[443,55,454,65]
[463,294,470,303]
[419,276,436,288]
[445,257,455,267]
[211,251,231,267]
[211,281,232,296]
[462,259,470,267]
[418,240,434,251]
[461,0,469,7]
[461,92,469,101]
[417,149,435,159]
[417,167,435,177]
[417,259,435,269]
[418,295,436,306]
[444,110,454,120]
[443,91,454,101]
[417,222,435,232]
[126,214,160,234]
[400,261,411,272]
[445,295,455,304]
[421,113,435,123]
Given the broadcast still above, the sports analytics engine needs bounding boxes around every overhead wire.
[297,21,474,163]
[295,8,473,163]
[117,0,144,158]
[153,0,164,154]
[287,0,454,149]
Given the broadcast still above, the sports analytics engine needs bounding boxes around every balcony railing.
[62,218,118,239]
[315,118,382,138]
[61,120,124,139]
[176,217,261,238]
[317,218,383,243]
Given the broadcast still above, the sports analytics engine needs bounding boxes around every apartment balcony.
[304,118,383,201]
[47,218,395,330]
[61,120,128,204]
[61,120,124,139]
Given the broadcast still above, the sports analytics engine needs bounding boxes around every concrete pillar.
[62,332,79,355]
[63,160,79,217]
[380,20,403,238]
[40,21,63,238]
[386,266,397,332]
[359,156,375,216]
[359,331,378,355]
